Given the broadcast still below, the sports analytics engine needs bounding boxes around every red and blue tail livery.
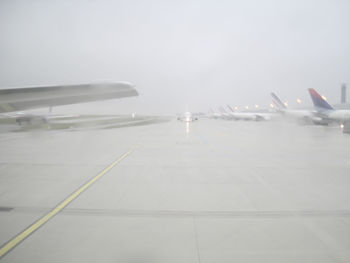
[308,88,334,110]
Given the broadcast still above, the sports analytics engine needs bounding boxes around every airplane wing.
[0,81,138,113]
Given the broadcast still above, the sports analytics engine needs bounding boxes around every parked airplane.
[0,81,138,124]
[270,92,325,125]
[226,105,271,121]
[308,88,350,133]
[218,107,232,120]
[208,108,222,119]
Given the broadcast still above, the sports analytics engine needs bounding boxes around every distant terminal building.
[333,83,350,109]
[341,84,347,103]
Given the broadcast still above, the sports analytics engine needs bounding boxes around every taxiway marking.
[0,149,134,259]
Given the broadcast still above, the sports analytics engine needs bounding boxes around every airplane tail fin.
[308,89,334,110]
[270,93,286,110]
[219,106,227,113]
[226,105,234,112]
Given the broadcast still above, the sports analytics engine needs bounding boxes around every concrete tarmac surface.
[1,118,350,262]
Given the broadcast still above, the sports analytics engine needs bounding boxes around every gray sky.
[1,0,349,114]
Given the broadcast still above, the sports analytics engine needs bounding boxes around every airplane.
[218,106,232,120]
[225,105,272,121]
[0,81,138,124]
[177,112,198,122]
[270,92,326,125]
[308,88,350,133]
[208,108,222,119]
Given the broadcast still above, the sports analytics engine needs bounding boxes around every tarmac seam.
[193,218,202,263]
[4,208,350,218]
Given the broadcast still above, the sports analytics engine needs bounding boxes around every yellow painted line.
[0,149,134,258]
[1,103,15,112]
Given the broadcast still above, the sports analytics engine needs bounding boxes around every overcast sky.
[1,0,349,114]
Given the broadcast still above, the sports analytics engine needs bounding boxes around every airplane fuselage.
[327,110,350,122]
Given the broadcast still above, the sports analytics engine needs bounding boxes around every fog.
[1,0,350,114]
[1,2,350,261]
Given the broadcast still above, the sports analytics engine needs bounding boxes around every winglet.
[308,89,333,110]
[270,92,286,110]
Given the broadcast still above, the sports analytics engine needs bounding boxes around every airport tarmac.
[0,118,350,262]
